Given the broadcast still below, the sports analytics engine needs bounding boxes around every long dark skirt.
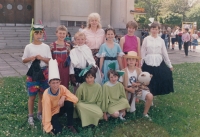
[142,61,174,96]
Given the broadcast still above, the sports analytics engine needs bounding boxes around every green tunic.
[75,82,103,127]
[102,81,130,114]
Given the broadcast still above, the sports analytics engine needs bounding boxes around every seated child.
[70,32,98,93]
[102,68,130,121]
[75,67,103,127]
[42,59,78,135]
[119,51,153,121]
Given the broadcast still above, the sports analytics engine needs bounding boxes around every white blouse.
[141,35,172,68]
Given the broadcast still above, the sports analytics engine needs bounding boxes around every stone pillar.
[111,0,127,28]
[42,0,60,27]
[100,0,111,28]
[126,0,135,22]
[34,0,42,24]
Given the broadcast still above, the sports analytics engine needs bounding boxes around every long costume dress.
[101,81,130,114]
[50,42,70,88]
[96,43,124,83]
[75,82,103,127]
[42,85,78,133]
[141,35,174,96]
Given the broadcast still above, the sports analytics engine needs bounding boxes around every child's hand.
[58,96,65,107]
[125,87,135,93]
[36,55,43,60]
[100,72,104,78]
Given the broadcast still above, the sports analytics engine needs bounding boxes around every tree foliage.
[163,13,183,27]
[186,3,200,29]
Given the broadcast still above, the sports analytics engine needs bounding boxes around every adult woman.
[82,13,105,66]
[191,30,199,52]
[141,22,174,96]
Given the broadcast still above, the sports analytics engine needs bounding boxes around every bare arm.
[117,56,123,70]
[137,37,141,67]
[120,37,125,51]
[22,56,36,63]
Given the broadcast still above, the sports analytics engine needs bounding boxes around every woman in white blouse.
[191,30,199,52]
[141,22,174,96]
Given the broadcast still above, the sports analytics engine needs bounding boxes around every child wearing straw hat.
[119,51,153,121]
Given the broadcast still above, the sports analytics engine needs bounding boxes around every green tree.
[163,13,183,27]
[186,3,200,29]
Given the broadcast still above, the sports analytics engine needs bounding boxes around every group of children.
[22,21,154,135]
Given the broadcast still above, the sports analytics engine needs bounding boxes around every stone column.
[111,0,126,28]
[34,0,42,24]
[100,0,111,28]
[126,0,135,22]
[42,0,60,27]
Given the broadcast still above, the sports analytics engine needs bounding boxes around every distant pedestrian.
[171,29,176,50]
[182,28,190,56]
[177,28,183,50]
[161,31,169,49]
[191,30,199,52]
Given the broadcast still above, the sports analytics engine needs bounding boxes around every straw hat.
[123,51,141,59]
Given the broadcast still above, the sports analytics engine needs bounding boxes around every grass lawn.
[1,63,200,137]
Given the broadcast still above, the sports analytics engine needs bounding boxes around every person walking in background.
[182,28,190,56]
[161,31,169,49]
[82,13,105,67]
[191,30,199,52]
[177,28,183,50]
[79,24,85,32]
[171,29,176,50]
[141,21,174,96]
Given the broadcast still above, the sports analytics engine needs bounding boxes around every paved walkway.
[0,45,200,78]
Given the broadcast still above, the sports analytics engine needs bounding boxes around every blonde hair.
[56,25,68,33]
[86,13,102,29]
[74,31,86,40]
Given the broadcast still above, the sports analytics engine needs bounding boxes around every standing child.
[42,59,78,135]
[102,68,130,121]
[70,32,97,93]
[50,25,71,88]
[120,21,141,68]
[97,27,124,83]
[22,24,52,126]
[119,51,153,120]
[75,68,103,127]
[191,30,199,52]
[141,22,174,96]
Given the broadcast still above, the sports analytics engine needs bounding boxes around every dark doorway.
[0,0,34,25]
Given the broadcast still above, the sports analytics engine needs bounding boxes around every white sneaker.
[143,114,152,121]
[28,117,34,126]
[37,114,42,121]
[119,112,126,121]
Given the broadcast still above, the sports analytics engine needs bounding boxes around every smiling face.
[89,17,99,28]
[150,26,159,36]
[56,30,67,41]
[106,30,115,41]
[75,35,86,46]
[127,27,135,35]
[109,73,119,84]
[49,79,61,93]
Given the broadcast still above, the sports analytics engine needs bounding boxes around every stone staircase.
[0,26,140,49]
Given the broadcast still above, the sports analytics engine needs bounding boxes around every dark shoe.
[67,126,77,134]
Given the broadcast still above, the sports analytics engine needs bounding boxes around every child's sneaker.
[143,114,152,121]
[119,112,126,121]
[37,113,42,121]
[28,117,34,126]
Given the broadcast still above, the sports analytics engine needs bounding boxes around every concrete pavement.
[0,45,200,78]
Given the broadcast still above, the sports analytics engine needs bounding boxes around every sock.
[119,112,126,120]
[28,114,33,117]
